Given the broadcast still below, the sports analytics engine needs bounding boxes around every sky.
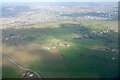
[2,0,120,2]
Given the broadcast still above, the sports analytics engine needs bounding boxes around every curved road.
[4,54,43,80]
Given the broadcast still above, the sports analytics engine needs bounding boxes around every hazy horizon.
[2,0,119,2]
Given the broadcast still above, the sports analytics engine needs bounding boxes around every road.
[4,54,43,80]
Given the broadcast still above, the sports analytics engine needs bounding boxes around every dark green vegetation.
[2,68,22,78]
[2,19,118,78]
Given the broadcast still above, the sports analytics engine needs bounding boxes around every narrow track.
[4,54,43,80]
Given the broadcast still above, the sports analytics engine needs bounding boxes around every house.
[105,48,110,51]
[100,32,103,34]
[43,47,50,50]
[22,73,27,77]
[59,43,62,46]
[29,73,33,77]
[106,48,119,53]
[17,36,20,38]
[11,36,16,38]
[112,48,118,52]
[21,36,25,39]
[27,72,30,75]
[62,44,70,47]
[67,45,70,47]
[112,57,115,60]
[52,47,56,49]
[5,38,8,40]
[92,31,95,33]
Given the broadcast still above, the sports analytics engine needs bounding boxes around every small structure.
[112,57,115,60]
[11,36,16,38]
[112,48,118,52]
[105,48,118,52]
[5,38,8,40]
[22,73,27,77]
[29,73,33,77]
[17,36,20,38]
[21,36,25,39]
[52,47,56,49]
[43,47,50,50]
[92,31,95,33]
[59,43,70,47]
[62,44,70,47]
[27,72,30,75]
[67,44,70,47]
[100,32,103,34]
[105,48,110,51]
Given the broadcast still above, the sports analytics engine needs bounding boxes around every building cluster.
[106,48,119,53]
[22,71,34,78]
[3,34,26,41]
[91,27,118,36]
[42,42,70,50]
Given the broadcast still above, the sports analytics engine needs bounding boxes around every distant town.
[1,2,118,29]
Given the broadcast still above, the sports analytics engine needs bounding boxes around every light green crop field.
[2,19,118,78]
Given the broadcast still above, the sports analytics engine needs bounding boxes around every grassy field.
[2,55,23,78]
[2,19,118,78]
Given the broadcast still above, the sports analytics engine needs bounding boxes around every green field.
[2,19,118,78]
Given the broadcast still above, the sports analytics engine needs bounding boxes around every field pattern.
[2,19,118,78]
